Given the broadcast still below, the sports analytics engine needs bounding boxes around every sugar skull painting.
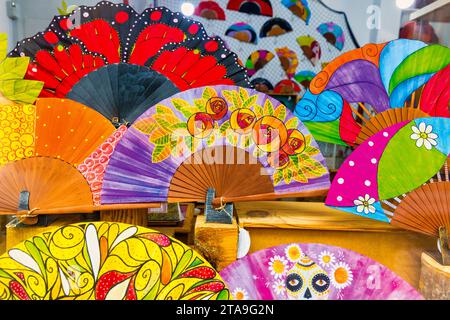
[220,243,423,300]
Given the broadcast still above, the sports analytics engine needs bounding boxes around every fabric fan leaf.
[242,95,258,109]
[220,121,231,135]
[150,128,171,145]
[274,106,287,121]
[152,145,171,163]
[283,169,293,184]
[226,132,239,146]
[206,133,216,146]
[239,87,250,103]
[252,146,266,158]
[253,104,264,118]
[264,99,275,115]
[293,169,308,183]
[240,135,252,149]
[153,114,180,132]
[134,118,158,135]
[273,170,284,186]
[285,117,299,130]
[156,105,177,118]
[305,146,320,156]
[193,99,208,112]
[172,99,200,117]
[202,87,218,101]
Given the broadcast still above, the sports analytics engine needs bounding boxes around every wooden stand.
[194,215,238,271]
[419,252,450,300]
[100,208,148,227]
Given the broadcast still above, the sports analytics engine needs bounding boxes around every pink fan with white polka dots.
[326,117,450,239]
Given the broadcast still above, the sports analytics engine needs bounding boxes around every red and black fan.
[9,2,250,125]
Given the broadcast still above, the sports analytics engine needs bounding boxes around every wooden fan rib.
[394,182,450,237]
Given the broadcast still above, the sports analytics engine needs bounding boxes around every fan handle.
[438,226,450,266]
[205,189,233,225]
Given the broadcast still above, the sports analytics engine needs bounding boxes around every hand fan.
[275,47,298,79]
[220,243,422,300]
[146,37,251,91]
[294,70,316,90]
[227,0,274,17]
[274,80,301,94]
[0,34,43,105]
[295,39,450,147]
[245,50,275,77]
[251,78,274,93]
[225,22,258,44]
[0,222,230,300]
[195,1,226,20]
[66,63,179,126]
[326,117,450,240]
[317,22,345,51]
[48,3,208,65]
[259,18,293,38]
[296,36,321,67]
[281,0,311,25]
[100,85,330,205]
[0,98,115,214]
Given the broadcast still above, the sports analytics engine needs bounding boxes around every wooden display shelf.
[235,201,436,289]
[419,252,450,300]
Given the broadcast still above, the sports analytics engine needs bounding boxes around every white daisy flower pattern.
[268,255,288,279]
[272,280,286,296]
[318,250,336,267]
[284,244,304,263]
[330,262,353,289]
[354,194,376,214]
[232,288,249,300]
[410,122,438,150]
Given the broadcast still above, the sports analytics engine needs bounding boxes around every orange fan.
[0,157,93,215]
[0,98,116,216]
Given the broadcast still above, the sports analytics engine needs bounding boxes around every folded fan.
[220,243,422,300]
[8,3,250,125]
[227,0,274,17]
[66,63,179,126]
[317,22,345,51]
[275,47,298,79]
[100,85,330,205]
[295,39,450,146]
[326,117,450,239]
[245,50,275,77]
[260,18,293,38]
[281,0,311,25]
[297,36,321,67]
[195,1,226,20]
[0,222,230,300]
[225,22,258,44]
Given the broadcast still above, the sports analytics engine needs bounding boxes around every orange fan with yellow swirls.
[0,98,118,215]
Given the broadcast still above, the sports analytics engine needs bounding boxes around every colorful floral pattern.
[220,243,423,300]
[139,87,327,187]
[0,222,229,300]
